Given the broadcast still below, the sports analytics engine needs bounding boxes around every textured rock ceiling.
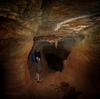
[0,0,100,35]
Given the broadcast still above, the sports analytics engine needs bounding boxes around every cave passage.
[45,53,64,72]
[43,45,70,72]
[30,38,71,73]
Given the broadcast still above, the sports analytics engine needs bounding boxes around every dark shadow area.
[45,53,63,72]
[58,82,82,99]
[41,0,52,9]
[43,45,70,72]
[0,62,6,99]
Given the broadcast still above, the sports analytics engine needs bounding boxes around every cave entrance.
[30,39,70,73]
[45,53,63,72]
[43,45,70,72]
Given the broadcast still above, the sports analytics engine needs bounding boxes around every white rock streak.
[68,25,90,33]
[54,13,99,31]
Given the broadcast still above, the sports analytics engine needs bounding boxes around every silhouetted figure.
[32,51,42,82]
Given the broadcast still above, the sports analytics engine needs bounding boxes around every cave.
[0,0,100,99]
[45,53,63,72]
[30,40,70,72]
[43,45,70,72]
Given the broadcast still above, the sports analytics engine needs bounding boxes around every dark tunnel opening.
[43,45,70,72]
[45,53,64,72]
[29,39,71,74]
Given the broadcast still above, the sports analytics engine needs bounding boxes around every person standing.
[32,51,42,82]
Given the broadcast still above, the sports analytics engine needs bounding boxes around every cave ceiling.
[0,0,100,38]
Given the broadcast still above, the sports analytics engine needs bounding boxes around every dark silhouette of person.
[31,51,42,82]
